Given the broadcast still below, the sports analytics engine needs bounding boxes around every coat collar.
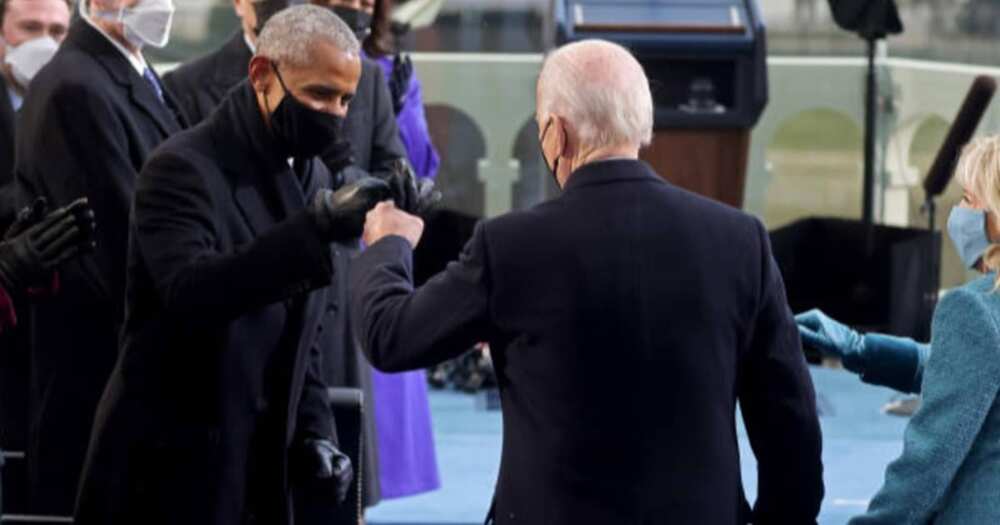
[213,32,254,90]
[561,158,665,193]
[209,80,306,236]
[64,20,184,136]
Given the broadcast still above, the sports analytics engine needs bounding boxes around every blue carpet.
[367,367,910,524]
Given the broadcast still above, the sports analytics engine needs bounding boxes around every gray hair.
[538,39,654,148]
[257,5,360,68]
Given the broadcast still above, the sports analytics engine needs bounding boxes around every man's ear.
[248,56,273,94]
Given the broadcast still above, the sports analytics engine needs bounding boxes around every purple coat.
[368,53,441,500]
[376,55,440,180]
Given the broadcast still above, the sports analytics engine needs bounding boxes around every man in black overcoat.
[74,6,384,524]
[351,40,826,525]
[164,0,407,506]
[13,0,186,513]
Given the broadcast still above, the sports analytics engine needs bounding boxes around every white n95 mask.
[92,0,176,49]
[4,36,59,88]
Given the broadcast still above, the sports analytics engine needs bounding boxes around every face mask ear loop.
[270,61,290,97]
[540,118,562,178]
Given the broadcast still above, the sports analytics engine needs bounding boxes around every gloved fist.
[0,197,96,292]
[309,177,391,242]
[795,309,865,371]
[298,438,353,505]
[382,158,441,215]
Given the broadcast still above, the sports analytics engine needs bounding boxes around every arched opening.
[763,109,863,228]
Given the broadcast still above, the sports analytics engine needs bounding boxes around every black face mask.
[267,64,345,159]
[330,6,373,40]
[253,0,291,36]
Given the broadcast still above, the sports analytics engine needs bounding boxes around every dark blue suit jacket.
[351,159,824,524]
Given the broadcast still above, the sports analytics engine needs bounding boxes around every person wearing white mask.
[0,0,71,225]
[12,0,185,516]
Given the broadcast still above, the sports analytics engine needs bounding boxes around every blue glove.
[797,309,928,393]
[795,309,865,372]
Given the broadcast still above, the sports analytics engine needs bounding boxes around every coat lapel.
[126,66,182,137]
[220,84,310,240]
[72,21,181,137]
[209,32,254,104]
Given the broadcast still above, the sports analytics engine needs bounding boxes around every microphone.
[923,75,997,199]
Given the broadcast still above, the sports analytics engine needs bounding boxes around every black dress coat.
[13,20,184,514]
[74,81,337,525]
[351,159,826,525]
[0,76,17,224]
[161,31,251,127]
[163,34,405,507]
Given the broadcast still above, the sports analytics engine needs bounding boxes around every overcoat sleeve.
[349,224,491,372]
[849,288,1000,525]
[738,218,825,525]
[133,151,333,327]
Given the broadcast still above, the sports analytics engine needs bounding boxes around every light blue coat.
[850,274,1000,524]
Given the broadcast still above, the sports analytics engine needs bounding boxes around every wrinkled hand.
[0,198,96,292]
[363,201,424,248]
[388,53,413,115]
[382,158,440,215]
[300,438,353,505]
[796,309,865,363]
[309,177,391,242]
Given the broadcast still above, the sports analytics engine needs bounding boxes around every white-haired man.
[73,7,411,524]
[350,39,825,524]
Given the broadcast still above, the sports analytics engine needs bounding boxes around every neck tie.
[142,67,164,103]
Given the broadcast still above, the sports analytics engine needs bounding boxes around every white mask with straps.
[90,0,176,49]
[4,36,59,88]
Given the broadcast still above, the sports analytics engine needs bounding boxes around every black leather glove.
[388,53,414,115]
[298,438,353,505]
[0,197,96,292]
[309,177,391,242]
[5,197,48,240]
[382,158,441,215]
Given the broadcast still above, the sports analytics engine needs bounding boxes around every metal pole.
[863,37,878,227]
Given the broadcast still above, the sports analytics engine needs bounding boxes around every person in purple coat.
[313,0,442,501]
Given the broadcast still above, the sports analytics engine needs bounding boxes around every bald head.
[537,40,654,151]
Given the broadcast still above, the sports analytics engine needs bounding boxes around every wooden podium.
[640,129,751,208]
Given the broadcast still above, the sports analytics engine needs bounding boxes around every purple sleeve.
[379,55,441,180]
